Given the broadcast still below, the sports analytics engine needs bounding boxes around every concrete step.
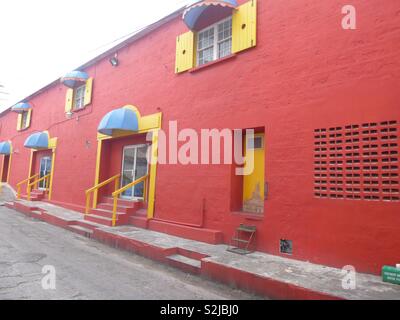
[31,189,45,195]
[30,210,43,218]
[20,195,42,201]
[96,202,135,214]
[84,214,126,226]
[165,254,201,275]
[73,220,103,231]
[135,208,148,217]
[100,197,141,208]
[148,219,224,245]
[68,225,94,238]
[90,207,129,219]
[129,215,148,229]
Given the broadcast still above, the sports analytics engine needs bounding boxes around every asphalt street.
[0,205,261,300]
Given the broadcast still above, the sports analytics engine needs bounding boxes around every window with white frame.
[197,17,232,66]
[73,84,86,109]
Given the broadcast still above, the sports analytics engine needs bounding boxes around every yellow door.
[243,133,265,214]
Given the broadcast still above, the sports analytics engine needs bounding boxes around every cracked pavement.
[0,206,257,300]
[0,205,261,300]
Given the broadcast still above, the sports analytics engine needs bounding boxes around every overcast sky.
[0,0,194,111]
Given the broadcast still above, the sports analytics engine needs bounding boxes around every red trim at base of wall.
[148,219,224,244]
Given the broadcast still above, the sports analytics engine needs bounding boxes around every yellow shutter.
[65,88,74,113]
[25,109,32,128]
[175,31,194,74]
[84,77,93,106]
[16,114,22,131]
[232,0,257,54]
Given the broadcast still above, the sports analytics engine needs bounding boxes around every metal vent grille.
[314,120,399,202]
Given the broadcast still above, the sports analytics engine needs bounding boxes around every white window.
[73,84,86,109]
[197,17,232,66]
[21,111,29,129]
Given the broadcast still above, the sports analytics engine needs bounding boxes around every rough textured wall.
[0,0,399,274]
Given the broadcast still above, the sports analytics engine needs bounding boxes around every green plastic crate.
[382,266,400,285]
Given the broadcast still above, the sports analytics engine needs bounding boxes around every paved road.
[0,206,260,300]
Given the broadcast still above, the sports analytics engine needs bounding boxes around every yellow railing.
[85,174,120,214]
[27,174,51,201]
[17,174,38,199]
[111,175,149,227]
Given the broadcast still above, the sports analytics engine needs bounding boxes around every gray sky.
[0,0,194,111]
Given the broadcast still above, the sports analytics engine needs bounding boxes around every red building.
[0,0,399,275]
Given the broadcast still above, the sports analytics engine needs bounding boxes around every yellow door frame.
[6,152,12,183]
[243,132,265,213]
[93,105,162,220]
[0,142,12,193]
[0,141,13,184]
[27,133,57,200]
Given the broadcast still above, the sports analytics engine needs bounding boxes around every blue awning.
[11,102,32,114]
[61,70,89,88]
[183,0,238,30]
[24,132,49,149]
[98,108,139,136]
[0,141,11,155]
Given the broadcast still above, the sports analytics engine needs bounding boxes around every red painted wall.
[0,0,399,274]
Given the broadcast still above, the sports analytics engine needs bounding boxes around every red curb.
[201,259,342,300]
[7,201,344,300]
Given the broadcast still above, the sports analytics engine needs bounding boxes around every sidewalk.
[1,185,400,300]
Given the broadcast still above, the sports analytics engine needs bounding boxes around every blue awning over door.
[97,108,139,136]
[24,132,49,149]
[0,141,11,155]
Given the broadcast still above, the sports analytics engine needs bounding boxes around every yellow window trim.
[175,31,195,73]
[175,0,257,74]
[65,77,93,114]
[232,0,257,53]
[16,109,32,131]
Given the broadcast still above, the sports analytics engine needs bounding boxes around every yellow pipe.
[112,196,118,227]
[48,148,56,200]
[7,152,12,183]
[110,175,149,227]
[111,175,148,198]
[85,194,91,214]
[85,173,120,214]
[27,150,34,194]
[16,174,38,199]
[93,140,102,209]
[147,129,159,219]
[27,173,51,201]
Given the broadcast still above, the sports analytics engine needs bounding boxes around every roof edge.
[0,5,186,116]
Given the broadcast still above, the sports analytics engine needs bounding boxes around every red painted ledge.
[6,200,344,300]
[189,54,237,73]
